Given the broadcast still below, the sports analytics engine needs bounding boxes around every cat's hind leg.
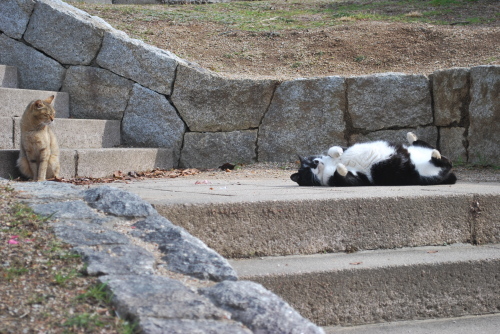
[16,155,34,179]
[431,149,441,160]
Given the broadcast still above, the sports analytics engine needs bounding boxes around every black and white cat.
[291,132,457,187]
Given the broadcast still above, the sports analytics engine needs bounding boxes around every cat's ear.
[34,100,44,109]
[44,95,55,105]
[297,155,304,164]
[290,173,300,183]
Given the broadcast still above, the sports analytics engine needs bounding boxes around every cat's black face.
[290,156,322,186]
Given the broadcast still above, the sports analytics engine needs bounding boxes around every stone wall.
[1,0,499,168]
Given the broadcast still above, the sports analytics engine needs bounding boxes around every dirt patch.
[75,1,499,80]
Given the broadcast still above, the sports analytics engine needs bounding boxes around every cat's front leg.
[336,163,348,176]
[328,146,343,159]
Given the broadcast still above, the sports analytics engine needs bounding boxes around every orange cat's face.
[30,95,56,126]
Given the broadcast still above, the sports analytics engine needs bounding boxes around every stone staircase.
[0,65,173,179]
[115,176,500,332]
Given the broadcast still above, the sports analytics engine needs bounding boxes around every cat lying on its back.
[291,132,457,187]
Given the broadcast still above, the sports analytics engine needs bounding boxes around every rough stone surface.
[200,280,325,334]
[52,220,130,246]
[0,0,34,39]
[347,73,432,131]
[122,84,186,163]
[138,318,252,334]
[351,127,438,147]
[62,66,133,120]
[439,127,467,163]
[84,186,156,217]
[74,245,155,276]
[0,65,18,88]
[172,63,277,132]
[0,34,66,91]
[31,200,100,220]
[97,31,179,96]
[24,0,111,65]
[133,215,238,282]
[258,76,347,162]
[180,130,257,168]
[10,181,82,201]
[431,67,470,126]
[468,65,500,165]
[98,275,230,321]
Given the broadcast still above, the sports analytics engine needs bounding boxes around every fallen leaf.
[349,262,362,265]
[427,250,439,254]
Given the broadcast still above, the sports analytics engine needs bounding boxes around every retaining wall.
[1,0,499,168]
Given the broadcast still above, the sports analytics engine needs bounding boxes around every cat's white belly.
[340,141,394,179]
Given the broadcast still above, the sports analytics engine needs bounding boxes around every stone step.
[0,87,69,118]
[323,313,500,334]
[0,65,18,88]
[0,148,173,179]
[108,178,500,259]
[229,243,500,327]
[0,117,121,150]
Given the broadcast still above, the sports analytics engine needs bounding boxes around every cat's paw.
[328,146,343,159]
[336,163,348,176]
[431,149,442,160]
[407,132,418,144]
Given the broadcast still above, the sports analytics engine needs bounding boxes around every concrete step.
[0,148,173,179]
[104,178,500,258]
[0,87,69,118]
[0,117,121,150]
[229,243,500,327]
[323,313,500,334]
[0,65,18,88]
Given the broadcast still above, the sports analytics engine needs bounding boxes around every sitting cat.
[291,132,457,187]
[17,95,60,181]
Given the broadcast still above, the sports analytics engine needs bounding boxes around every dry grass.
[0,184,135,334]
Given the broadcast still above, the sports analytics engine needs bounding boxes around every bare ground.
[74,1,500,80]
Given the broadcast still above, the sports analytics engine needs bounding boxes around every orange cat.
[17,95,60,181]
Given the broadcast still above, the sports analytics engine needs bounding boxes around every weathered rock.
[180,130,257,168]
[24,0,111,65]
[468,65,500,165]
[258,77,347,162]
[132,215,238,282]
[84,186,157,217]
[122,84,186,163]
[98,275,228,321]
[431,67,470,126]
[30,200,100,220]
[439,127,467,163]
[97,31,179,96]
[62,66,133,120]
[74,245,155,276]
[0,65,18,88]
[200,280,325,334]
[351,127,438,147]
[138,318,252,334]
[0,0,35,39]
[11,181,82,202]
[172,63,276,132]
[0,34,66,91]
[347,73,432,131]
[52,220,130,246]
